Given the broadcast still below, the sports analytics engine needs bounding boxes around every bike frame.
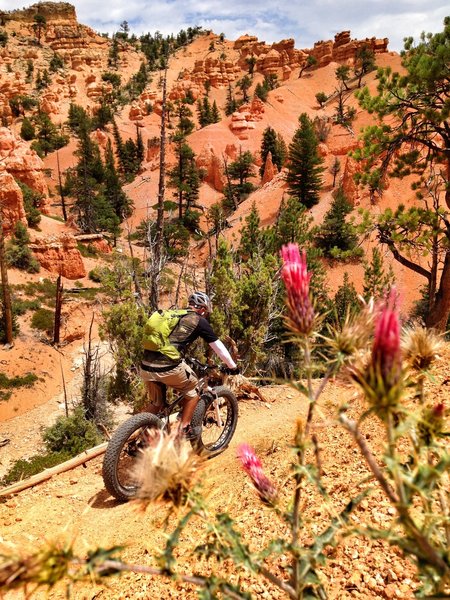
[154,359,226,430]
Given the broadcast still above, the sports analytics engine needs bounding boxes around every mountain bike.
[102,358,239,502]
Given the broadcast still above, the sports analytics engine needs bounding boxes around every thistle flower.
[350,291,404,415]
[372,292,402,388]
[237,443,278,505]
[133,430,204,509]
[280,243,315,336]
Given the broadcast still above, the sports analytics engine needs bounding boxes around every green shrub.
[20,95,38,111]
[88,268,102,283]
[17,181,43,228]
[31,308,54,334]
[13,298,41,315]
[17,278,56,305]
[5,222,40,272]
[43,407,102,455]
[0,372,38,402]
[49,53,64,72]
[0,29,8,47]
[20,117,35,141]
[77,242,98,258]
[1,451,72,486]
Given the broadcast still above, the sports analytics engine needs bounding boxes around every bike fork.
[212,398,223,428]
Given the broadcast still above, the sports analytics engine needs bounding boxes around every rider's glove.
[221,366,240,375]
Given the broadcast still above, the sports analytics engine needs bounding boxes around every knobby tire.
[102,412,163,502]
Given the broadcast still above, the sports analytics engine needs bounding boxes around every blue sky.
[1,0,448,52]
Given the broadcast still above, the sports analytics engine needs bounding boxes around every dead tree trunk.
[149,63,168,311]
[56,150,68,221]
[53,273,63,345]
[0,205,13,346]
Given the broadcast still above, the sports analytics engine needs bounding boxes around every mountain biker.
[140,291,239,439]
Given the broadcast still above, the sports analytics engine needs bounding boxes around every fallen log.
[0,441,108,497]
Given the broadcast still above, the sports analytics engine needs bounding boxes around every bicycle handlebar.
[186,357,239,376]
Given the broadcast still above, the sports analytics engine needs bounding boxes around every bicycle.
[102,358,239,502]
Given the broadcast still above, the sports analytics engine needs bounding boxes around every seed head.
[133,430,203,509]
[401,326,443,372]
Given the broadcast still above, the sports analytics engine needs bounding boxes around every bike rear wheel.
[191,386,238,457]
[102,413,163,502]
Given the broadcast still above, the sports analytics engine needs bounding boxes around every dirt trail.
[0,383,421,600]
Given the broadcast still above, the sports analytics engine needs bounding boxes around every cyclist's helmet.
[188,291,212,314]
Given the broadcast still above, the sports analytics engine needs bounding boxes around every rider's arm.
[209,340,237,369]
[196,317,238,369]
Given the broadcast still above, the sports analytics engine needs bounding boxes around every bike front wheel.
[102,412,163,502]
[191,386,238,457]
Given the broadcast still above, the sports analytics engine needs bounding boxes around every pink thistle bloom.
[237,443,278,505]
[372,292,402,390]
[280,243,315,336]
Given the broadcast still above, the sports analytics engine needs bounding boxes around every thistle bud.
[280,243,315,336]
[372,294,402,390]
[237,443,278,506]
[350,291,404,415]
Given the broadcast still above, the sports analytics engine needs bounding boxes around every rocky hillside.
[0,2,424,421]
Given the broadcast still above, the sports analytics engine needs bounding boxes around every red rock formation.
[169,80,202,101]
[146,138,160,163]
[308,31,389,68]
[261,152,277,185]
[341,156,362,205]
[191,57,241,88]
[93,128,108,148]
[30,233,86,279]
[0,169,27,234]
[196,144,225,192]
[229,98,265,139]
[0,127,51,213]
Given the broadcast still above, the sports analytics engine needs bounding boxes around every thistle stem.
[340,414,450,575]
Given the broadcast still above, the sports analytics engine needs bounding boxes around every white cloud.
[1,0,447,52]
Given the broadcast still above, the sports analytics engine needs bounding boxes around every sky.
[1,0,448,52]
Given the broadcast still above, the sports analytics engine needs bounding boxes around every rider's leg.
[179,393,200,428]
[143,381,164,414]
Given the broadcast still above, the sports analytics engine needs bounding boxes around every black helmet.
[188,291,212,314]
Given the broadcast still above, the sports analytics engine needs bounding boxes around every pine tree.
[315,186,359,259]
[209,240,241,338]
[104,139,133,221]
[227,150,255,194]
[211,100,220,123]
[286,113,324,208]
[237,75,252,102]
[135,125,145,165]
[334,272,360,325]
[33,13,46,45]
[254,82,268,102]
[197,97,211,127]
[31,113,68,157]
[330,157,341,188]
[224,84,239,115]
[67,103,92,135]
[363,247,395,301]
[168,136,199,219]
[20,117,35,141]
[239,202,263,259]
[260,126,285,176]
